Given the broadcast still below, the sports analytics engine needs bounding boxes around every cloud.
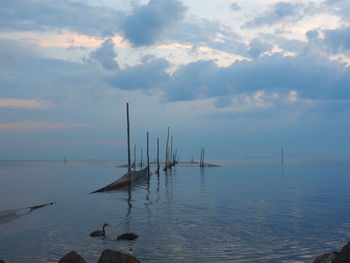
[0,121,82,133]
[323,27,350,53]
[230,2,240,11]
[324,0,350,22]
[170,18,248,56]
[0,99,54,109]
[245,2,304,28]
[88,39,119,70]
[120,0,187,46]
[109,56,170,91]
[161,52,350,102]
[248,38,273,58]
[0,0,124,36]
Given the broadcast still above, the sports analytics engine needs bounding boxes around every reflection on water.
[0,159,350,263]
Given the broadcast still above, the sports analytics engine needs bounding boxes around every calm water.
[0,159,350,263]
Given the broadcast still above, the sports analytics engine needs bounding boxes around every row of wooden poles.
[126,103,179,177]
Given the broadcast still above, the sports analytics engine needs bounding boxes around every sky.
[0,0,350,160]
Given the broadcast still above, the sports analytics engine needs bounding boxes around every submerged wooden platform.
[92,167,149,193]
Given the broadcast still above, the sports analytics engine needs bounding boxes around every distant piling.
[163,127,170,171]
[133,144,136,169]
[156,137,160,174]
[140,149,143,168]
[147,132,150,177]
[281,147,284,165]
[126,103,131,173]
[200,148,205,167]
[170,135,173,167]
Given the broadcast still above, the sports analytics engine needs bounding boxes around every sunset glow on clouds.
[1,0,350,159]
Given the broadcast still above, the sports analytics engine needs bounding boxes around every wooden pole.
[202,148,204,167]
[164,126,170,170]
[157,137,160,173]
[147,132,150,177]
[281,147,284,164]
[134,144,136,169]
[170,135,173,165]
[126,103,131,173]
[141,149,143,168]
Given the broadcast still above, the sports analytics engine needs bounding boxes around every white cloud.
[0,121,83,133]
[0,99,54,109]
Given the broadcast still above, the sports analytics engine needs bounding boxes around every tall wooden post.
[164,127,170,170]
[147,132,150,177]
[126,103,131,173]
[281,147,284,164]
[141,149,143,168]
[157,137,160,173]
[202,148,205,167]
[170,135,173,165]
[133,144,136,169]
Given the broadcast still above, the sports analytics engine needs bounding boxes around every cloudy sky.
[1,0,350,160]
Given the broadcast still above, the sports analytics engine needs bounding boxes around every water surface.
[0,159,350,263]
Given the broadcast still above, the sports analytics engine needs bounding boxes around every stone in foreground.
[312,252,337,263]
[58,251,86,263]
[97,249,140,263]
[333,241,350,263]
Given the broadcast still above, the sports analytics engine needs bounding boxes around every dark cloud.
[0,0,124,36]
[230,2,240,11]
[162,52,350,102]
[248,38,272,58]
[323,27,350,53]
[245,2,303,28]
[88,39,119,70]
[120,0,186,47]
[108,56,170,90]
[306,29,320,42]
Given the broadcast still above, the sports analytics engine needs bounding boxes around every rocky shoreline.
[1,249,140,263]
[313,241,350,263]
[1,241,349,263]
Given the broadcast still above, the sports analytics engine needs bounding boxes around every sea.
[0,159,350,263]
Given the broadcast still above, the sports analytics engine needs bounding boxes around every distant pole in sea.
[164,127,170,171]
[170,135,173,165]
[147,132,150,177]
[126,103,131,173]
[202,148,205,167]
[281,147,284,165]
[134,144,136,169]
[140,149,143,168]
[156,137,160,174]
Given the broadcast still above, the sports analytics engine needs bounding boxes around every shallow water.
[0,159,350,263]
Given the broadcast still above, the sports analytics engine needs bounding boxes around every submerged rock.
[333,241,350,263]
[97,249,140,263]
[312,252,337,263]
[58,251,86,263]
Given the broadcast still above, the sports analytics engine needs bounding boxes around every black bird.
[117,232,139,240]
[90,223,110,237]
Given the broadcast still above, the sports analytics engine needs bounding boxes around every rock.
[333,241,350,263]
[312,252,337,263]
[58,251,86,263]
[97,249,140,263]
[0,259,5,263]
